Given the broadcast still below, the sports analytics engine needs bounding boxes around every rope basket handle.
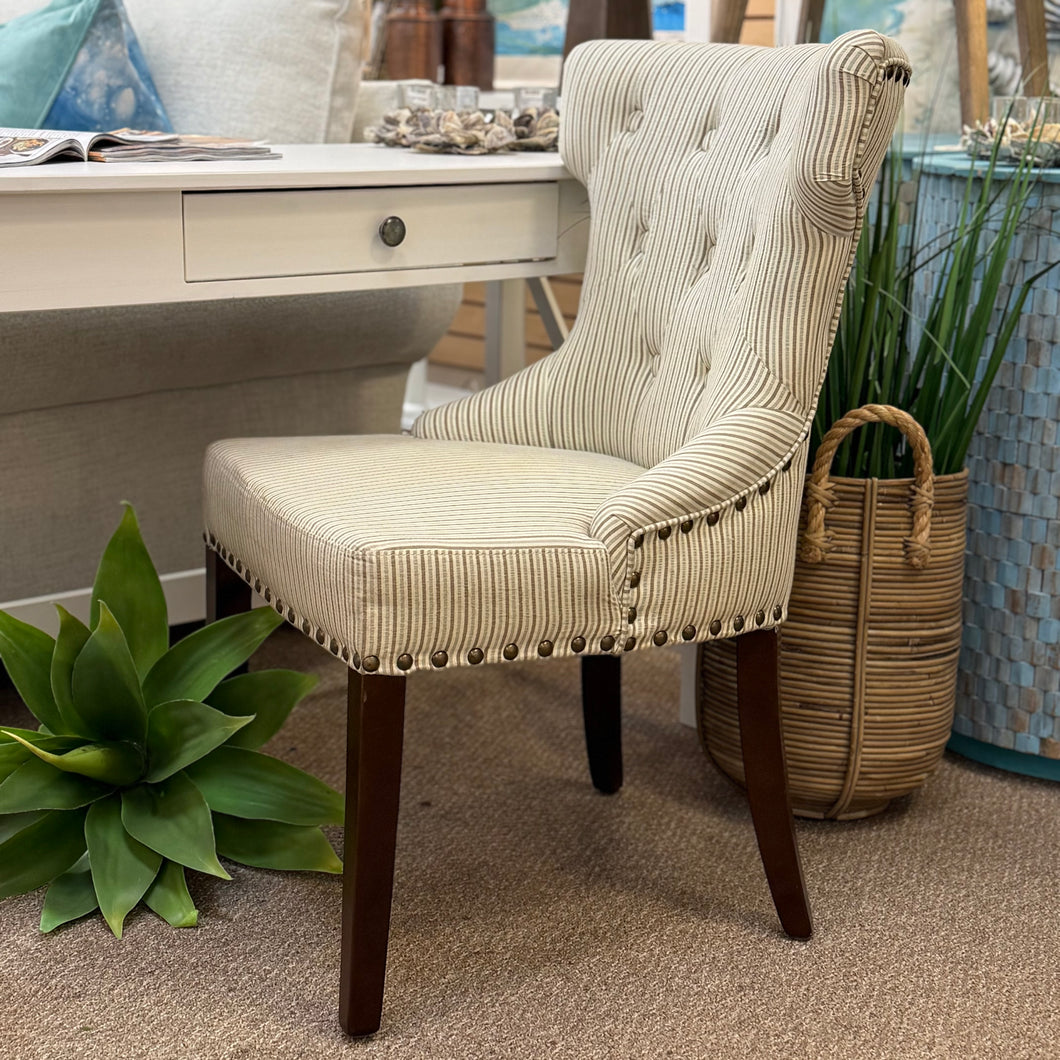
[800,404,935,569]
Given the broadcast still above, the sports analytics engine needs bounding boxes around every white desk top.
[0,142,573,194]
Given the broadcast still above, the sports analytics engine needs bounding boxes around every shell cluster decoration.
[961,117,1060,167]
[367,107,559,155]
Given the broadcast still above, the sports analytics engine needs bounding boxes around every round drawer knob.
[379,216,406,247]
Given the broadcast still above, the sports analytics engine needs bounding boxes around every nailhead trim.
[600,635,616,651]
[682,624,696,640]
[733,615,745,632]
[571,637,586,653]
[783,458,793,472]
[301,619,311,635]
[264,588,272,603]
[341,647,350,662]
[287,607,296,622]
[397,653,413,671]
[658,526,671,541]
[773,604,783,621]
[254,579,263,594]
[329,638,340,655]
[706,511,720,526]
[634,534,644,549]
[538,640,554,657]
[352,653,362,669]
[758,481,770,495]
[734,496,747,512]
[468,648,484,665]
[315,629,325,645]
[629,571,641,589]
[680,519,693,533]
[755,609,766,626]
[431,650,449,668]
[709,619,722,635]
[363,655,380,673]
[652,630,668,646]
[627,606,637,623]
[503,643,519,661]
[624,636,636,651]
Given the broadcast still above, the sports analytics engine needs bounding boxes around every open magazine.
[0,127,282,167]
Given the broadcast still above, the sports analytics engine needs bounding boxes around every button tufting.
[624,636,636,652]
[571,636,586,653]
[468,648,484,665]
[682,624,696,641]
[431,650,449,668]
[627,109,643,133]
[600,635,616,652]
[709,619,722,636]
[397,653,413,671]
[363,655,380,673]
[503,643,519,661]
[538,640,554,657]
[652,630,668,646]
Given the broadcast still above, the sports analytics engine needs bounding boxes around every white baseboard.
[0,568,207,636]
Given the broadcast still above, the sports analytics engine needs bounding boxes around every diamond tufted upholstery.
[204,31,909,677]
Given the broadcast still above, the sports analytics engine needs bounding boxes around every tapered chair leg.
[339,671,407,1036]
[735,628,813,939]
[206,545,252,621]
[580,654,622,794]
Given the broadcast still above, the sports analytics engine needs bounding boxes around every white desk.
[0,143,588,619]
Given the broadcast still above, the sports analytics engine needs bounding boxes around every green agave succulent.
[0,505,342,937]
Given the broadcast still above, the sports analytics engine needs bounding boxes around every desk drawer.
[182,182,558,282]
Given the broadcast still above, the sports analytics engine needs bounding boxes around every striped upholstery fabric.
[203,31,909,676]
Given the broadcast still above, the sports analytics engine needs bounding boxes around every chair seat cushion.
[204,435,646,674]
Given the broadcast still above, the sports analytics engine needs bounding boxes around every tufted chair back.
[418,30,908,472]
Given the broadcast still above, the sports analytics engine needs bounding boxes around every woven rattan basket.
[698,405,969,820]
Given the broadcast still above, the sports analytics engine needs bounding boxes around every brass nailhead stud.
[755,609,766,626]
[629,571,641,589]
[363,656,380,673]
[627,606,637,623]
[624,636,636,652]
[351,653,361,669]
[682,624,696,640]
[254,579,263,593]
[287,607,296,622]
[680,519,694,534]
[709,619,722,636]
[431,650,449,668]
[600,635,616,652]
[329,638,340,654]
[219,547,227,561]
[341,647,350,662]
[658,526,672,541]
[538,640,554,657]
[208,533,216,547]
[468,648,484,665]
[706,511,720,526]
[397,653,413,671]
[315,629,325,645]
[773,604,783,621]
[634,534,644,549]
[571,636,586,653]
[652,630,668,646]
[759,481,771,495]
[243,569,253,583]
[264,588,272,602]
[733,615,745,632]
[783,458,793,472]
[735,496,747,512]
[301,619,311,635]
[503,643,519,661]
[235,560,242,574]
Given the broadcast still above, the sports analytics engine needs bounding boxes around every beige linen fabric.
[204,31,909,676]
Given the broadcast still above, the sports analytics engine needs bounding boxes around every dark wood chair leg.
[339,671,407,1037]
[735,628,813,939]
[205,545,252,622]
[580,654,622,794]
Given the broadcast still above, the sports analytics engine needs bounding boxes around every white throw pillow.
[121,0,363,143]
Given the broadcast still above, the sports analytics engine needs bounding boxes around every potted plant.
[698,135,1056,818]
[0,505,342,936]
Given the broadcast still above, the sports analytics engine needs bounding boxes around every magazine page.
[89,134,280,163]
[0,128,91,167]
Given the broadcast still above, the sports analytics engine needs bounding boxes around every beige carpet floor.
[1,626,1058,1060]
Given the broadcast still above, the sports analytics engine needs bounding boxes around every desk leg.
[484,278,527,385]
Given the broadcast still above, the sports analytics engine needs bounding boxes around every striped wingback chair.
[203,30,909,1035]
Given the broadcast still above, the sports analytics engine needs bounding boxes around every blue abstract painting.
[45,0,171,132]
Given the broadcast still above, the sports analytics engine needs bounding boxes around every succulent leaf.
[142,607,283,709]
[143,860,198,928]
[121,772,231,880]
[2,730,143,786]
[0,809,45,845]
[145,700,253,783]
[213,813,342,874]
[0,757,113,812]
[206,669,319,750]
[69,602,148,744]
[86,794,163,938]
[90,504,169,680]
[50,606,91,733]
[0,807,88,900]
[185,746,343,826]
[40,857,99,933]
[0,610,64,734]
